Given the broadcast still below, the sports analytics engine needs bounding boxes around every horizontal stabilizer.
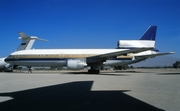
[18,32,48,41]
[135,52,175,60]
[17,32,48,51]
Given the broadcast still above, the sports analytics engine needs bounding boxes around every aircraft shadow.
[0,81,164,111]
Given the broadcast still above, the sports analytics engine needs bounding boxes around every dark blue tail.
[139,26,157,40]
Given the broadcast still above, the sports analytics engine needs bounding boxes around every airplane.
[4,26,175,74]
[0,32,47,72]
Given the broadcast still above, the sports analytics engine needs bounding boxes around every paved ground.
[0,69,179,111]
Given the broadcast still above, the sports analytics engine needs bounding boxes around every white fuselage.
[5,49,155,68]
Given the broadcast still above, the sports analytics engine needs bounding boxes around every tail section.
[1,32,48,71]
[17,32,48,51]
[139,26,157,40]
[117,26,157,49]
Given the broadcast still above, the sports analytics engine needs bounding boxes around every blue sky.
[0,0,180,58]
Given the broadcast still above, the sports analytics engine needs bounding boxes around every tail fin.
[117,26,157,49]
[139,26,157,40]
[17,32,48,51]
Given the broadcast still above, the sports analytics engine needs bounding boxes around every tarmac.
[0,69,180,111]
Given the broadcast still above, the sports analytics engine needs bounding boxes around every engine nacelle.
[67,59,87,70]
[117,40,155,48]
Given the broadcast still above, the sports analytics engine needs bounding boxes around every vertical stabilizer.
[17,32,48,51]
[139,26,157,40]
[117,26,157,48]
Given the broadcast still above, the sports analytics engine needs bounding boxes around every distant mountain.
[131,56,180,67]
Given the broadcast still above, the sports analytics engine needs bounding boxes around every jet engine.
[67,59,87,70]
[117,40,155,49]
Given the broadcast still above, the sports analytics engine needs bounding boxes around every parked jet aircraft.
[5,26,174,74]
[0,32,47,72]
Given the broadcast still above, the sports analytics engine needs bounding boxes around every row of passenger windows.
[11,54,94,57]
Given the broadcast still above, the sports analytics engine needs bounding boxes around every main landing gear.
[88,64,101,74]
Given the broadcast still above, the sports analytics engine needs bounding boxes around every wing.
[135,52,175,60]
[86,47,154,64]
